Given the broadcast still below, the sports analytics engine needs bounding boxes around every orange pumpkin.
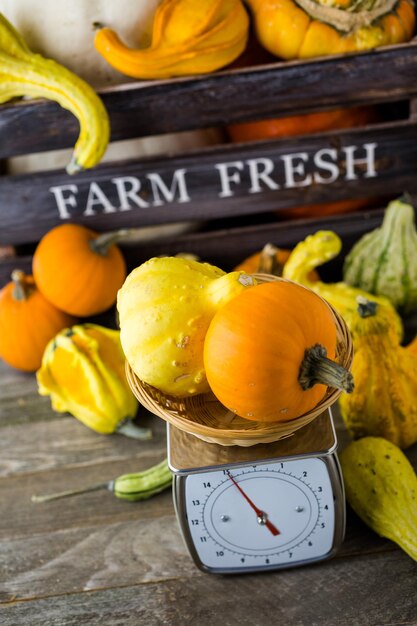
[226,105,378,143]
[234,243,319,280]
[33,224,127,317]
[204,281,353,422]
[0,270,74,372]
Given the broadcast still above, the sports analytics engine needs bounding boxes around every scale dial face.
[181,457,338,572]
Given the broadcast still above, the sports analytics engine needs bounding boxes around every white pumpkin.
[2,0,223,215]
[0,0,161,87]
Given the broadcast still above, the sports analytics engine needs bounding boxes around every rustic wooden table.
[1,357,417,626]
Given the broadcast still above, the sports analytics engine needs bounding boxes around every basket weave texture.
[126,274,353,447]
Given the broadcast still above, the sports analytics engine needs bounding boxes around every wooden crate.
[1,40,417,286]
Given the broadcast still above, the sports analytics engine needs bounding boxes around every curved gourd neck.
[206,272,255,307]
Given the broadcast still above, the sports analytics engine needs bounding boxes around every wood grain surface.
[1,353,417,626]
[0,207,387,288]
[0,42,417,158]
[1,121,417,246]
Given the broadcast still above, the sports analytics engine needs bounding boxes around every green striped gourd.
[343,197,417,315]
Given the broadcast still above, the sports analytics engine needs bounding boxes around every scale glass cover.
[168,408,345,574]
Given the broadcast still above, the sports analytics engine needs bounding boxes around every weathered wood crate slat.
[1,41,417,157]
[1,41,417,287]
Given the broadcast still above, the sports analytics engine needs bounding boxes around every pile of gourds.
[281,196,417,447]
[270,195,417,561]
[0,223,150,438]
[117,255,354,423]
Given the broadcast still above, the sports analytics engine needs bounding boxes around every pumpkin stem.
[399,191,413,206]
[356,297,378,318]
[298,344,354,393]
[257,243,284,276]
[89,229,131,256]
[31,482,109,503]
[11,269,30,301]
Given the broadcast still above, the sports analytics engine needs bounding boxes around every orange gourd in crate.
[204,280,353,422]
[227,105,377,143]
[0,270,74,372]
[227,107,379,219]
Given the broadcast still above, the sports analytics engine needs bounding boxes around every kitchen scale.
[168,407,345,574]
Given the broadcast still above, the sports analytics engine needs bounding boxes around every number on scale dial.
[184,457,335,570]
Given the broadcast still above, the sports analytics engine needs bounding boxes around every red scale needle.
[226,471,280,536]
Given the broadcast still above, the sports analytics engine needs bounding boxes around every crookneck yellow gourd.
[94,0,249,79]
[0,13,109,174]
[37,324,149,439]
[339,299,417,449]
[117,256,255,397]
[245,0,415,60]
[282,230,403,340]
[340,437,417,561]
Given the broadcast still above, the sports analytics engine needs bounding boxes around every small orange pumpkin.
[0,270,74,372]
[33,224,127,317]
[234,243,319,281]
[204,281,353,422]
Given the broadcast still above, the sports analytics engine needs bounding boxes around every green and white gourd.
[343,198,417,315]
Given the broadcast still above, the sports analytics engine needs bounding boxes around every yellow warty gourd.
[282,230,403,340]
[37,324,148,438]
[340,437,417,561]
[117,256,255,397]
[338,299,417,449]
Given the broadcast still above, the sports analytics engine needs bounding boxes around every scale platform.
[168,407,337,474]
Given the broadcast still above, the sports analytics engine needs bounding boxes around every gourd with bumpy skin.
[343,198,417,314]
[0,13,109,174]
[204,280,353,422]
[339,299,417,449]
[340,437,417,561]
[94,0,249,80]
[37,324,149,439]
[282,230,403,340]
[117,256,255,397]
[245,0,415,60]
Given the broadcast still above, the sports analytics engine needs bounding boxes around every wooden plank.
[0,363,56,426]
[1,121,417,246]
[0,207,381,288]
[0,454,173,540]
[0,208,382,287]
[121,207,389,277]
[1,43,417,158]
[0,414,166,477]
[1,549,416,625]
[0,509,398,604]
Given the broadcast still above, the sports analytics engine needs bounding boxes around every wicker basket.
[126,274,353,447]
